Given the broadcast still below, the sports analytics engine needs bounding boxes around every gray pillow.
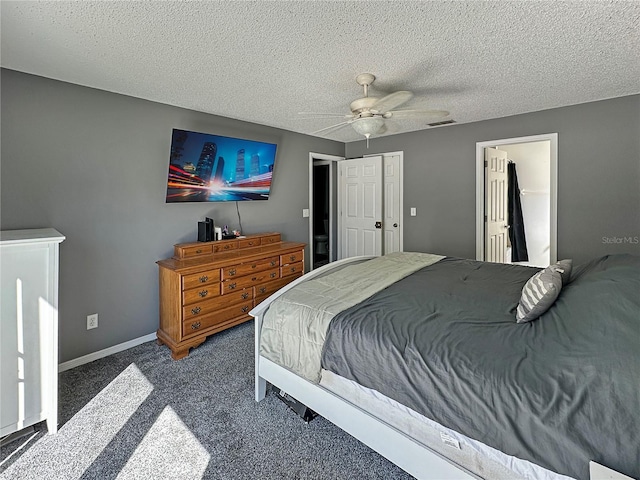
[516,265,563,323]
[555,259,573,285]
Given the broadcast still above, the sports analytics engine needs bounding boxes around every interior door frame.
[475,133,558,263]
[309,152,344,269]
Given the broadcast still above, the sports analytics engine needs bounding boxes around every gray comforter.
[260,252,443,382]
[321,255,640,480]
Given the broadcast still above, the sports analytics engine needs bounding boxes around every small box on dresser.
[157,233,305,359]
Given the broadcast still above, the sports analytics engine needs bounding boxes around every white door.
[339,156,383,258]
[383,154,401,254]
[485,147,509,263]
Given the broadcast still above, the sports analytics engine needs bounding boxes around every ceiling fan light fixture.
[351,116,384,137]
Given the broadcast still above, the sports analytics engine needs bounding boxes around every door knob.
[393,223,398,228]
[375,221,382,229]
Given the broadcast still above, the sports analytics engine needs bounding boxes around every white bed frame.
[250,257,630,480]
[250,257,477,480]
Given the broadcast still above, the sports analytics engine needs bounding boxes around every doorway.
[309,153,342,270]
[476,134,558,267]
[337,152,404,259]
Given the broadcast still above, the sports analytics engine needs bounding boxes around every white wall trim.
[58,332,157,372]
[475,134,558,263]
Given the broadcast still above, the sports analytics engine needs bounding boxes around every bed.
[250,252,639,480]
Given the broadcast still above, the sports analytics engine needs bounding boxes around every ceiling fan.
[300,73,450,146]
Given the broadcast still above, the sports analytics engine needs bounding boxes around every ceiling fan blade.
[298,112,353,118]
[312,120,353,135]
[371,91,413,113]
[385,109,449,119]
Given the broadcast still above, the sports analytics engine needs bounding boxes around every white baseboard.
[58,332,157,372]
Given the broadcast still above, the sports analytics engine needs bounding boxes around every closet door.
[484,148,509,263]
[339,156,383,258]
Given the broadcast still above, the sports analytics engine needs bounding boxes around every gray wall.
[3,68,638,363]
[346,95,640,264]
[1,69,343,362]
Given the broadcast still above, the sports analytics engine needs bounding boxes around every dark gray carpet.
[0,321,413,479]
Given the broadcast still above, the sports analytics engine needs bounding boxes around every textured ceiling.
[1,1,639,143]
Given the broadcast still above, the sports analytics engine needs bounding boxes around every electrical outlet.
[87,313,98,330]
[302,208,310,218]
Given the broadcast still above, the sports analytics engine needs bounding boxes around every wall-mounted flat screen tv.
[166,128,278,202]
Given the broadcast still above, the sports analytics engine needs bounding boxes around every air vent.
[427,119,457,127]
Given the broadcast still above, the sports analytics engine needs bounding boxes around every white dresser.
[1,228,65,437]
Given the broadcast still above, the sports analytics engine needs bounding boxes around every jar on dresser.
[156,232,305,359]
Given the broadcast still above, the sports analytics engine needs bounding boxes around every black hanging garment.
[507,161,529,262]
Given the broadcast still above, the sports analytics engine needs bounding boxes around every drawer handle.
[252,276,257,281]
[199,290,208,297]
[229,282,237,290]
[191,306,201,315]
[290,267,296,272]
[229,268,236,276]
[251,264,257,269]
[196,249,202,254]
[241,292,249,299]
[191,321,201,330]
[199,275,208,283]
[270,272,277,278]
[224,245,230,250]
[248,241,254,246]
[270,260,276,266]
[259,287,267,294]
[290,255,296,261]
[241,306,249,313]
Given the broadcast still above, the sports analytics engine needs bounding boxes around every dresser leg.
[170,338,205,360]
[171,347,190,360]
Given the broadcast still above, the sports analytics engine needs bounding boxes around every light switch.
[410,207,417,217]
[302,209,310,218]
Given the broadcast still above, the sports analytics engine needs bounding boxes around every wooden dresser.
[157,232,305,359]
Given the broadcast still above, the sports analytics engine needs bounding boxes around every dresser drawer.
[254,276,296,298]
[261,234,281,245]
[182,288,252,320]
[213,241,238,253]
[221,267,279,294]
[182,300,253,337]
[221,256,279,280]
[180,244,213,258]
[280,251,302,265]
[238,237,261,249]
[281,261,304,278]
[182,284,221,305]
[182,268,221,290]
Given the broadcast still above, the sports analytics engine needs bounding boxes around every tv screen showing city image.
[166,129,278,202]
